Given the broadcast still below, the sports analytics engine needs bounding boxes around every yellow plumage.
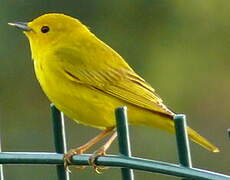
[11,13,219,152]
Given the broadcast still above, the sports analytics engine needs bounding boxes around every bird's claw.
[88,148,109,174]
[63,148,86,172]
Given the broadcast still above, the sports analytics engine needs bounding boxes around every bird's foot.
[64,148,86,172]
[88,147,109,174]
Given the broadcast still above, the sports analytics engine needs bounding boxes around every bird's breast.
[33,59,118,128]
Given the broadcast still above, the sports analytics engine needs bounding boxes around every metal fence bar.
[0,135,4,180]
[1,106,229,180]
[174,114,192,168]
[115,107,134,180]
[228,129,230,140]
[0,152,229,180]
[51,104,70,180]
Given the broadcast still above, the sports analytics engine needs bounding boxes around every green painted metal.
[228,129,230,140]
[0,106,229,179]
[51,104,70,180]
[174,114,192,168]
[115,107,134,180]
[0,152,229,180]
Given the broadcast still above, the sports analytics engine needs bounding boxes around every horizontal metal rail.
[0,152,229,180]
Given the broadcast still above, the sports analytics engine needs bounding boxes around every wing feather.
[55,45,174,116]
[64,67,173,116]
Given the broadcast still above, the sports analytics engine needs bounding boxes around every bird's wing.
[55,46,174,116]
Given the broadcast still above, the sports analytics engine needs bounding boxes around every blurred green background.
[0,0,229,179]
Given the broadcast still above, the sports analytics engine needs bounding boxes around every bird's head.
[9,13,90,59]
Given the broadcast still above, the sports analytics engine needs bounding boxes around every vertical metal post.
[174,114,192,168]
[0,134,4,180]
[115,107,134,180]
[228,129,230,141]
[50,104,70,180]
[174,114,192,180]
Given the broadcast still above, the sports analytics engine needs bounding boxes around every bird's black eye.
[41,26,49,33]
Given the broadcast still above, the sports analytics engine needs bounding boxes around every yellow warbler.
[9,13,219,159]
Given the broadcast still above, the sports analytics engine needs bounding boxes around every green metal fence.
[0,105,229,180]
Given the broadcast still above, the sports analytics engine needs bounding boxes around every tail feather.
[187,127,219,152]
[138,111,219,152]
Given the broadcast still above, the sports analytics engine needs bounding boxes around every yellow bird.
[9,13,219,167]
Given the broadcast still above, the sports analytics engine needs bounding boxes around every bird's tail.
[134,110,219,152]
[187,127,219,152]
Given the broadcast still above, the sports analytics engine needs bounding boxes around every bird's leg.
[64,127,115,171]
[89,131,117,174]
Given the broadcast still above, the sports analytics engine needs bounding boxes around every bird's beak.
[8,22,31,31]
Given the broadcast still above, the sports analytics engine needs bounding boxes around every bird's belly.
[35,65,121,128]
[53,85,120,129]
[34,62,173,131]
[43,78,172,130]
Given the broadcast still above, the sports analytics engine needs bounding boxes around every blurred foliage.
[0,0,229,179]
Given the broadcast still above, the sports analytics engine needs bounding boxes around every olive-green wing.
[55,44,173,116]
[63,64,173,116]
